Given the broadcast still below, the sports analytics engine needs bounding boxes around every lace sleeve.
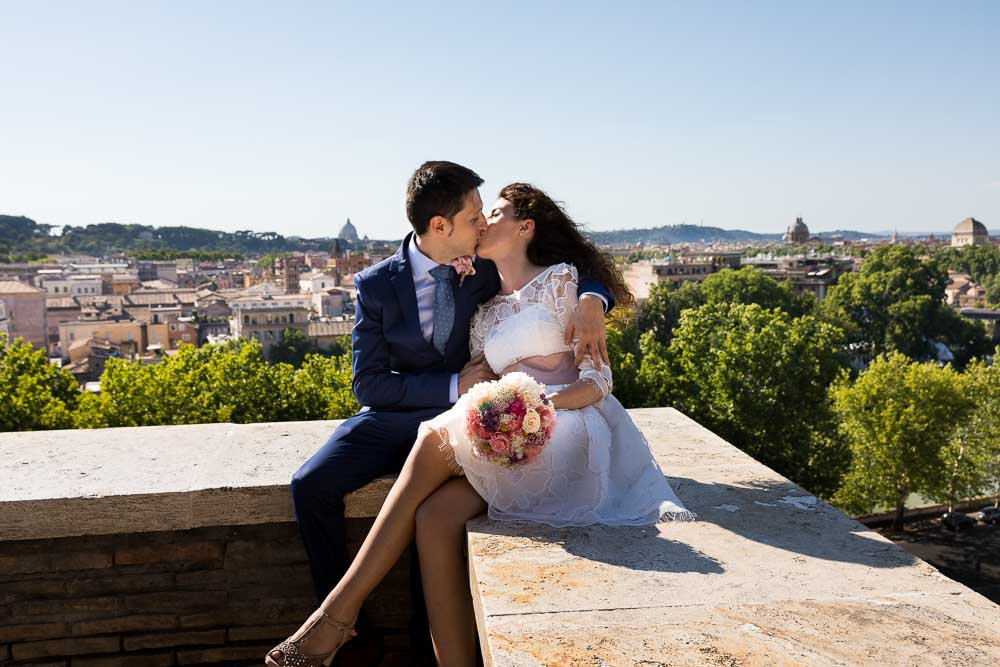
[546,263,613,398]
[469,306,488,357]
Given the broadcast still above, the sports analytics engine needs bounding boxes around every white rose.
[522,409,541,434]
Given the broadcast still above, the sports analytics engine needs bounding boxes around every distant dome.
[783,217,810,244]
[338,218,359,243]
[951,217,989,247]
[953,218,987,235]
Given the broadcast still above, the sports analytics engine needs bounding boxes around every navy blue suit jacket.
[351,233,615,411]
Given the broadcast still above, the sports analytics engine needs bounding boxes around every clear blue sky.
[1,1,997,239]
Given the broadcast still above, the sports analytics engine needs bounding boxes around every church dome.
[953,218,987,235]
[337,218,359,242]
[784,217,810,243]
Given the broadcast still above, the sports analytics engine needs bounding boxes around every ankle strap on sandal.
[319,611,358,637]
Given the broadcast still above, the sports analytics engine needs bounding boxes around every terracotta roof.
[0,280,45,294]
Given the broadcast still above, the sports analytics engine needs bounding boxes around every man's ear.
[428,215,452,237]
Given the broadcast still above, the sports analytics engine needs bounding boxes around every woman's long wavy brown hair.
[499,183,634,308]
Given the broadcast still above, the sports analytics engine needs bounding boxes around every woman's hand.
[564,295,608,367]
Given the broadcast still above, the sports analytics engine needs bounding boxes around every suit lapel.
[388,234,426,347]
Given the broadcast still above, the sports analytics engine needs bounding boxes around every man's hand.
[458,353,498,396]
[564,294,609,366]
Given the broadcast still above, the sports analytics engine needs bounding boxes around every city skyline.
[2,2,997,238]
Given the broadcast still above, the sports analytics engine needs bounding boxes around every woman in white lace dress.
[267,184,692,667]
[426,260,691,527]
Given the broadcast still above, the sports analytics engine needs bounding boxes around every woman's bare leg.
[416,478,487,666]
[269,427,456,663]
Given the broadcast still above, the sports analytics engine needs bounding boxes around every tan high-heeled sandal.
[264,610,357,667]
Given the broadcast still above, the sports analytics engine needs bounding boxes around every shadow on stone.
[666,475,920,569]
[469,519,725,575]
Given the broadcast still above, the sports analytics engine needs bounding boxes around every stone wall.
[1,521,411,666]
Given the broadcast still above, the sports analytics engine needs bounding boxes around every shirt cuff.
[580,291,609,313]
[449,373,459,403]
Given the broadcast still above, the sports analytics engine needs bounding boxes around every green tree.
[95,339,285,426]
[830,352,968,528]
[700,266,813,317]
[985,274,1000,307]
[663,303,848,496]
[822,245,988,367]
[0,334,81,432]
[638,267,811,349]
[637,280,703,347]
[603,311,646,408]
[936,245,1000,285]
[86,338,359,428]
[258,252,290,270]
[292,354,359,420]
[927,355,1000,509]
[269,328,314,368]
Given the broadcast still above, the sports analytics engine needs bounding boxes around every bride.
[266,183,693,667]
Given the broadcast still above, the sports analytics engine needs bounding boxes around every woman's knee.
[415,494,463,544]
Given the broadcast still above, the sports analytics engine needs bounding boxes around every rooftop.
[0,280,46,294]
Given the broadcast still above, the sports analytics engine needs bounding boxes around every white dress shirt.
[408,236,461,403]
[408,236,608,405]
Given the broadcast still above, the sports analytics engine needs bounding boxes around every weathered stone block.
[176,610,228,629]
[173,568,227,589]
[11,635,120,661]
[114,541,224,566]
[226,623,299,642]
[71,614,177,636]
[0,621,68,642]
[0,578,67,605]
[123,628,226,651]
[224,596,316,626]
[65,573,176,597]
[73,652,175,667]
[176,643,275,665]
[223,539,308,569]
[15,595,120,621]
[0,550,111,576]
[122,590,227,613]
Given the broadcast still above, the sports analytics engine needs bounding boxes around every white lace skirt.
[422,386,694,527]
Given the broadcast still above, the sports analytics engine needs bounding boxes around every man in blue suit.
[290,161,613,655]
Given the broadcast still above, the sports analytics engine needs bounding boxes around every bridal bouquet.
[464,372,556,466]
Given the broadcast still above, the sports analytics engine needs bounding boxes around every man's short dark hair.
[405,161,484,235]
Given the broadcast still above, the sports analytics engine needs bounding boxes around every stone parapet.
[0,420,406,666]
[0,420,390,543]
[2,410,999,666]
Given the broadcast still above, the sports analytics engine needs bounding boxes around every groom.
[290,161,614,647]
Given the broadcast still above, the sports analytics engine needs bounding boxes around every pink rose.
[488,432,512,456]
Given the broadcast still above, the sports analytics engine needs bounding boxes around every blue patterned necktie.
[429,264,455,355]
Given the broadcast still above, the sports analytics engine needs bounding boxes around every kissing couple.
[268,161,692,666]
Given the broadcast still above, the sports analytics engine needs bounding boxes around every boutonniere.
[450,255,476,286]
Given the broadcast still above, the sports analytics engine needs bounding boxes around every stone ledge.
[467,408,1000,665]
[4,408,999,665]
[0,420,390,541]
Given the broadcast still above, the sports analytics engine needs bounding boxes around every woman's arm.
[548,377,604,410]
